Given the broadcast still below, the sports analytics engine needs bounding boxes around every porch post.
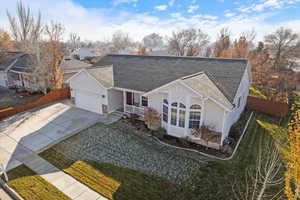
[221,109,227,146]
[123,90,126,112]
[167,93,171,133]
[184,95,191,137]
[200,98,207,127]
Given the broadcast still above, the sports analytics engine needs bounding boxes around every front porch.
[116,90,147,117]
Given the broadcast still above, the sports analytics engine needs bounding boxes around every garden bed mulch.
[122,109,252,159]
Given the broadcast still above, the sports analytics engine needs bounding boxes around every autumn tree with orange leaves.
[284,101,300,200]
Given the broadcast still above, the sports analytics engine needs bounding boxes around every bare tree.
[213,27,231,57]
[111,31,132,53]
[44,21,65,89]
[6,1,54,93]
[7,1,42,52]
[142,33,164,51]
[45,21,65,42]
[68,33,81,52]
[168,28,209,56]
[264,27,300,70]
[233,141,284,200]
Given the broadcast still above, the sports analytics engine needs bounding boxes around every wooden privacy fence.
[0,88,70,120]
[247,96,289,118]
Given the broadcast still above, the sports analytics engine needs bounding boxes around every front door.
[126,92,134,105]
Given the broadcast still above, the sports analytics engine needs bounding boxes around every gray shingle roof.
[0,52,31,72]
[93,54,248,103]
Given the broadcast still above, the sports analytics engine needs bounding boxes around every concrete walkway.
[0,101,120,171]
[0,187,13,200]
[0,101,120,199]
[23,154,107,200]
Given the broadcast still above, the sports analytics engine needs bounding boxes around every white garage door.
[75,90,103,114]
[0,73,7,87]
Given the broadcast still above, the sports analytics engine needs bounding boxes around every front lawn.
[4,165,70,200]
[40,150,193,200]
[187,113,286,199]
[40,112,286,200]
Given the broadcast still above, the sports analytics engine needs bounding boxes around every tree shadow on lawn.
[40,148,194,200]
[186,113,286,200]
[3,165,70,200]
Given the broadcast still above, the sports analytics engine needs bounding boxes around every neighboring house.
[71,48,98,60]
[0,52,36,90]
[60,57,91,82]
[67,54,251,147]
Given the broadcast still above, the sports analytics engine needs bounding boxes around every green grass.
[40,150,192,200]
[40,112,286,200]
[187,113,286,199]
[4,165,70,200]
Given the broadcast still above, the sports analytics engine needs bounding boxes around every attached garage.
[74,90,103,113]
[67,67,113,115]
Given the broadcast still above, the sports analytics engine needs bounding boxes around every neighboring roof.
[0,52,25,71]
[63,72,77,82]
[60,58,91,73]
[71,48,98,59]
[85,65,114,88]
[9,54,31,72]
[93,54,248,103]
[0,52,32,73]
[181,72,233,109]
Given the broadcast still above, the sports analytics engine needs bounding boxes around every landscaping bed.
[2,165,70,200]
[40,149,193,200]
[124,109,253,159]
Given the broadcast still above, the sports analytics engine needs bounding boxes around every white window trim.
[169,102,186,128]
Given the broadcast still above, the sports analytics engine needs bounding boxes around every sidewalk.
[23,154,107,200]
[0,187,13,200]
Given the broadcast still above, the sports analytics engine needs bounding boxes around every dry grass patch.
[40,149,193,200]
[4,165,70,200]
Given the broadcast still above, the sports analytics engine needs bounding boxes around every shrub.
[152,127,166,138]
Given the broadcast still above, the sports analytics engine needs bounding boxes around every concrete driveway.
[0,101,118,172]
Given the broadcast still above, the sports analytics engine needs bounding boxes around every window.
[163,104,168,122]
[237,96,242,108]
[169,102,186,128]
[163,99,168,105]
[171,102,178,107]
[190,104,201,110]
[171,108,177,125]
[189,104,201,129]
[141,96,148,107]
[189,112,201,128]
[179,110,185,128]
[179,103,186,109]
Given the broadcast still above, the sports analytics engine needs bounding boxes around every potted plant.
[144,107,161,130]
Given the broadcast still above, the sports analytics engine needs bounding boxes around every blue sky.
[1,0,300,41]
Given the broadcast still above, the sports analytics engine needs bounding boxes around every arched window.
[189,104,201,128]
[170,102,186,128]
[190,104,201,110]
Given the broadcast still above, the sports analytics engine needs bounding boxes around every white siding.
[69,71,108,114]
[222,65,250,140]
[203,99,224,133]
[107,89,123,112]
[0,72,7,87]
[147,81,225,138]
